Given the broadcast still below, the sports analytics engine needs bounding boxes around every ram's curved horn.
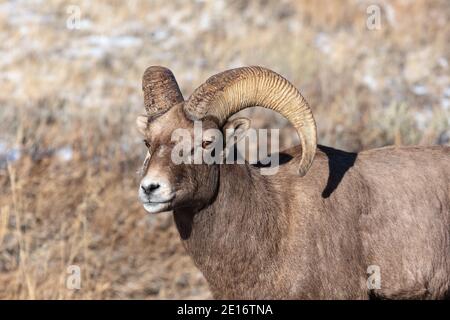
[184,66,317,176]
[142,66,184,117]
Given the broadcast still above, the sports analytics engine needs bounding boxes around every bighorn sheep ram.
[136,66,450,299]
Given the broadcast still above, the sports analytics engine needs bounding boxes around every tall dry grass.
[0,0,449,299]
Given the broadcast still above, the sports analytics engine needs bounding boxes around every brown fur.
[139,104,450,299]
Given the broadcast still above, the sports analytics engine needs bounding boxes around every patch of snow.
[441,98,450,111]
[86,35,142,48]
[65,46,106,59]
[0,2,54,26]
[314,32,331,55]
[438,57,448,69]
[0,71,22,82]
[382,3,397,27]
[414,108,433,130]
[66,34,142,59]
[363,74,378,91]
[412,85,428,96]
[443,87,450,98]
[199,12,211,30]
[0,142,21,168]
[151,29,169,42]
[76,19,93,31]
[55,146,73,162]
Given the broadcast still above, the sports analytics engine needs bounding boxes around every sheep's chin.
[142,202,172,214]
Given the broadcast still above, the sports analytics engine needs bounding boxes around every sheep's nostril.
[141,183,160,195]
[150,183,160,191]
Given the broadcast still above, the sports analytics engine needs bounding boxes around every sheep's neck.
[173,164,287,297]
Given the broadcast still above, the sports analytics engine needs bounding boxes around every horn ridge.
[184,66,317,176]
[142,66,184,116]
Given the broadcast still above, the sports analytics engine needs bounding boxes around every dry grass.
[0,0,449,299]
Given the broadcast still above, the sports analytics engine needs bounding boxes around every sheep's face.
[136,104,249,214]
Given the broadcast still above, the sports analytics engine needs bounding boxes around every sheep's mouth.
[142,200,173,214]
[145,200,172,204]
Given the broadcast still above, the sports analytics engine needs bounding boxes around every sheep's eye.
[143,139,151,149]
[202,140,213,149]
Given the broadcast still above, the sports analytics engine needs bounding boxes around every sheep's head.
[136,66,317,214]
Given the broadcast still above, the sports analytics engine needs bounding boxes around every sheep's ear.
[223,117,251,146]
[136,115,148,136]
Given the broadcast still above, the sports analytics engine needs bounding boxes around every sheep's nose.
[141,183,160,195]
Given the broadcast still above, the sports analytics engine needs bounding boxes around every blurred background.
[0,0,449,299]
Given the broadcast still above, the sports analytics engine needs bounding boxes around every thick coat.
[173,143,450,299]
